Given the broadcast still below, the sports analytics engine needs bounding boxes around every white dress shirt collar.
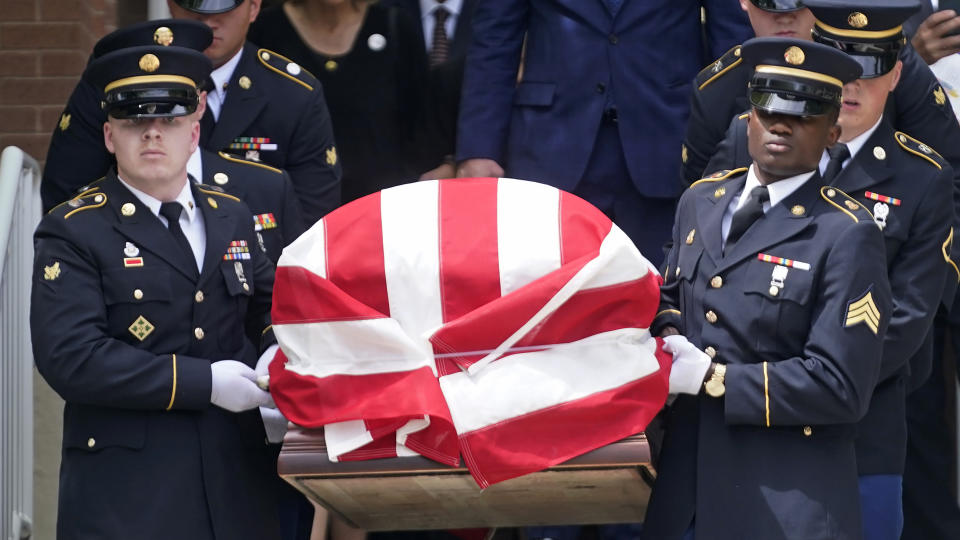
[818,116,884,175]
[739,165,816,211]
[117,175,199,224]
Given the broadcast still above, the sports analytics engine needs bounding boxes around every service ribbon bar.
[228,142,279,151]
[864,191,901,206]
[232,137,271,144]
[757,253,811,271]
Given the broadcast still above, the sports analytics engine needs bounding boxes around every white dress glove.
[255,344,279,379]
[210,360,272,412]
[663,334,712,396]
[260,406,289,444]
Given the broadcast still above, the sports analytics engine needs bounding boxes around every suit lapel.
[715,174,822,274]
[207,43,268,153]
[696,174,745,266]
[104,172,199,281]
[832,122,896,194]
[195,185,237,287]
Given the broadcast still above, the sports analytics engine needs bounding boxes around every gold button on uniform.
[704,346,717,359]
[803,426,813,436]
[705,310,718,324]
[87,437,96,448]
[242,283,250,292]
[710,276,723,288]
[194,327,205,340]
[194,291,204,303]
[769,286,780,296]
[133,289,144,300]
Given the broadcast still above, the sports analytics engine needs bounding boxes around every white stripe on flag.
[497,178,561,296]
[439,328,660,434]
[275,319,434,377]
[324,420,373,461]
[277,218,327,278]
[581,225,658,289]
[380,181,445,339]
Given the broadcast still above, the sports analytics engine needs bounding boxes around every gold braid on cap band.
[104,75,197,93]
[814,20,903,40]
[754,65,843,89]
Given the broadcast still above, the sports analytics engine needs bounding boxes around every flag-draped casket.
[269,177,670,488]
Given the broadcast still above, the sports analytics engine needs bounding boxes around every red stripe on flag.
[325,192,391,316]
[559,191,613,265]
[269,349,450,429]
[272,265,386,324]
[460,340,672,488]
[439,178,501,322]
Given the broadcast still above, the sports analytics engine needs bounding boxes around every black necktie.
[159,202,198,275]
[429,5,450,67]
[726,185,770,250]
[822,143,850,183]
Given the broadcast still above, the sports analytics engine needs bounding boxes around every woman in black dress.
[250,0,445,205]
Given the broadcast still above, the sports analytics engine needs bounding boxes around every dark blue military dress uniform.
[43,22,340,224]
[32,172,282,540]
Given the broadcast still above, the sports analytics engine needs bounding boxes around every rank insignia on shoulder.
[935,86,946,107]
[43,261,61,281]
[895,131,945,170]
[821,186,872,223]
[845,289,881,335]
[253,213,277,231]
[696,45,742,90]
[59,113,71,131]
[129,315,155,341]
[326,146,338,166]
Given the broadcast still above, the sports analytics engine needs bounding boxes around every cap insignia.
[784,46,805,66]
[139,53,160,73]
[153,26,174,46]
[848,12,868,29]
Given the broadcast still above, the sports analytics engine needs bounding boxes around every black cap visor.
[749,0,805,12]
[104,86,199,119]
[172,0,244,14]
[813,29,903,78]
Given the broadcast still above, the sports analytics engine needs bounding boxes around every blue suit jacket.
[456,0,751,197]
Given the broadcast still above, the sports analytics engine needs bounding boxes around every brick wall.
[0,0,119,165]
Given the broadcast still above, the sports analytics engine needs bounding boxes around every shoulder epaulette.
[217,151,283,174]
[821,186,874,223]
[696,45,742,91]
[72,176,106,198]
[197,184,242,203]
[894,131,946,170]
[256,48,317,91]
[690,167,747,188]
[49,191,107,219]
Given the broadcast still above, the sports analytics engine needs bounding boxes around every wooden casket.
[278,427,655,531]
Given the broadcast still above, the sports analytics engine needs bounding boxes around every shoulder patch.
[690,167,748,188]
[820,186,874,223]
[197,184,242,203]
[894,131,945,170]
[256,48,317,91]
[697,45,742,91]
[49,191,107,219]
[217,151,283,174]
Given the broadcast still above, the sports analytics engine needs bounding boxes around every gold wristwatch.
[704,363,726,397]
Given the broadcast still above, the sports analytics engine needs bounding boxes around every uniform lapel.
[695,173,746,266]
[206,43,268,153]
[194,184,237,287]
[104,172,200,282]
[715,173,821,274]
[832,122,896,194]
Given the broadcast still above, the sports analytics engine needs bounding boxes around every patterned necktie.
[726,185,770,251]
[822,143,850,184]
[429,4,451,67]
[159,202,198,275]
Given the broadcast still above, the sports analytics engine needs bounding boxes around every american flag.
[268,177,670,487]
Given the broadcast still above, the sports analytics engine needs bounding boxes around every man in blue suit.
[455,0,751,267]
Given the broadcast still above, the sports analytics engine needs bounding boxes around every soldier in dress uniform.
[680,0,960,195]
[640,38,892,540]
[31,42,284,540]
[701,10,956,536]
[43,0,340,225]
